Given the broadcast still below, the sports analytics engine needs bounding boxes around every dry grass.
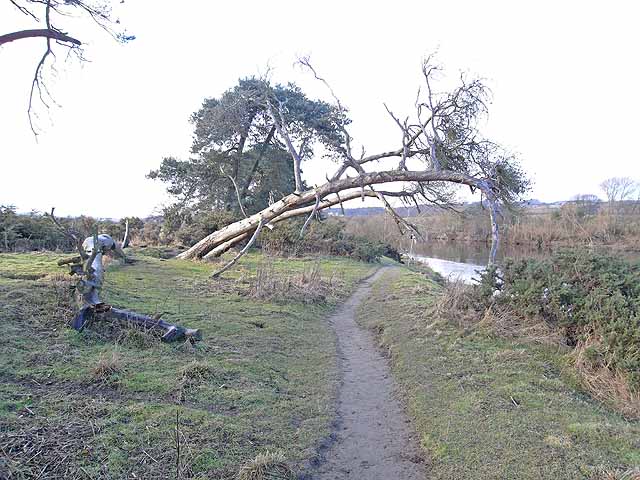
[236,451,295,480]
[588,466,640,480]
[345,206,640,251]
[430,282,639,419]
[571,335,640,420]
[475,305,564,345]
[92,350,123,382]
[250,261,342,304]
[431,281,564,345]
[428,280,476,328]
[0,418,96,479]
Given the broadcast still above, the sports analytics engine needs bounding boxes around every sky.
[1,1,639,218]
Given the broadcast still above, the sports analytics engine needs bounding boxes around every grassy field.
[0,250,374,479]
[357,269,640,480]
[3,251,639,479]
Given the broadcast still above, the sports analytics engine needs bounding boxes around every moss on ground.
[0,251,374,479]
[357,268,640,480]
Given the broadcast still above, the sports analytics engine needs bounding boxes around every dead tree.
[49,209,201,343]
[176,57,528,270]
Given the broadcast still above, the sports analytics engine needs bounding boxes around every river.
[407,241,640,284]
[407,242,545,284]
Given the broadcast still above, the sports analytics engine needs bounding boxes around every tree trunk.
[239,125,276,201]
[177,169,495,260]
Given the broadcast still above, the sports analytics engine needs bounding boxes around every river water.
[407,242,545,284]
[410,255,485,283]
[408,241,640,284]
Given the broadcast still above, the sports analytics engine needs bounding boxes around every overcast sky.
[1,1,639,218]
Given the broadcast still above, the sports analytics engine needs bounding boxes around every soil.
[313,267,425,479]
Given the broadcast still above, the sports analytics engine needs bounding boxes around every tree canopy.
[170,59,529,268]
[149,78,346,215]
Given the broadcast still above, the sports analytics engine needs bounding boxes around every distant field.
[0,251,374,479]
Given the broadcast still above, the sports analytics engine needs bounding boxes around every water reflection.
[411,255,484,284]
[408,241,640,283]
[407,242,545,284]
[410,241,545,265]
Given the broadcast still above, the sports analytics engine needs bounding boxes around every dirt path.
[313,267,425,480]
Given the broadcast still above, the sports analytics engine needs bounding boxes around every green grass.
[0,250,374,479]
[357,268,640,480]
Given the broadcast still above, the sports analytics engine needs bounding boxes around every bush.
[160,206,240,246]
[479,248,640,390]
[259,217,400,263]
[0,206,147,252]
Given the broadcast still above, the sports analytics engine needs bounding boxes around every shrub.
[160,206,240,246]
[478,248,640,390]
[250,260,341,304]
[259,217,400,263]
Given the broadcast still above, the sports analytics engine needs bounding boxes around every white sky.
[1,1,639,218]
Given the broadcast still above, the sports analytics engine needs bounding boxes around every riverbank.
[357,269,640,479]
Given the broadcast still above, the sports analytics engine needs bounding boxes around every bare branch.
[266,99,304,192]
[298,56,354,160]
[7,0,131,134]
[300,193,321,237]
[383,103,411,170]
[46,207,87,259]
[368,186,423,240]
[211,217,265,278]
[223,171,247,218]
[9,0,39,20]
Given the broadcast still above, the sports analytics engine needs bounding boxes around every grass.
[0,250,374,479]
[357,268,640,480]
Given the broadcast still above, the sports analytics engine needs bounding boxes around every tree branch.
[267,99,304,192]
[299,193,321,237]
[45,207,87,259]
[211,217,264,278]
[0,28,81,47]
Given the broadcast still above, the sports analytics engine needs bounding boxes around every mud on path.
[313,267,425,480]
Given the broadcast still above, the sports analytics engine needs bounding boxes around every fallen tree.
[171,57,529,270]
